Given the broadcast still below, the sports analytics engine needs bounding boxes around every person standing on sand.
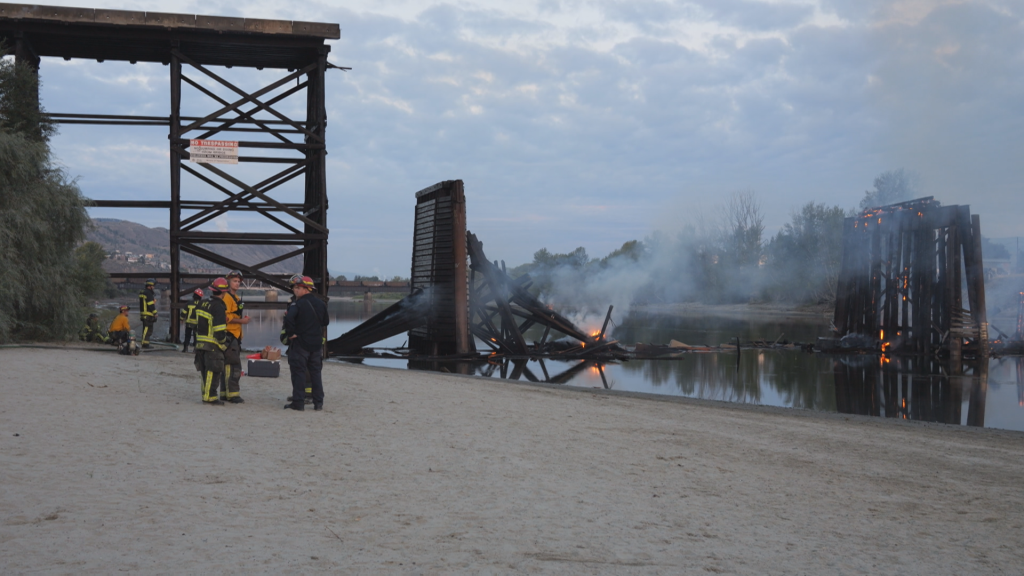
[194,278,229,406]
[220,271,250,403]
[282,274,314,405]
[138,279,157,348]
[283,276,329,412]
[179,288,203,353]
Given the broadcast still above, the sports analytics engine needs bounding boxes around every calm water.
[168,298,1024,433]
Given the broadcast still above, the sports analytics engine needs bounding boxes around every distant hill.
[87,219,303,274]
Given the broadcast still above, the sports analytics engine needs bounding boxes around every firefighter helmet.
[210,277,229,293]
[193,288,204,298]
[145,278,155,286]
[288,274,304,287]
[119,305,129,312]
[226,270,243,280]
[298,276,315,289]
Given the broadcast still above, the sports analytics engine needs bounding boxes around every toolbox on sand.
[247,359,280,378]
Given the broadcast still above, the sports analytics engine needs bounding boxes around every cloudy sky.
[28,0,1024,277]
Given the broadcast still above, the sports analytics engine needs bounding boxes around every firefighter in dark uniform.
[282,274,314,404]
[220,271,250,403]
[283,275,329,411]
[194,278,229,405]
[78,313,107,343]
[138,278,157,348]
[179,288,203,353]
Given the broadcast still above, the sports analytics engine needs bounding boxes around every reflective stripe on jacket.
[179,300,201,325]
[195,298,228,350]
[138,288,157,318]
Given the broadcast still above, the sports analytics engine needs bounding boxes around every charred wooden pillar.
[970,215,988,356]
[966,359,988,427]
[833,198,988,358]
[408,181,471,356]
[169,46,182,342]
[303,46,330,298]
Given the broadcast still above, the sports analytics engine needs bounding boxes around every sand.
[2,345,1023,574]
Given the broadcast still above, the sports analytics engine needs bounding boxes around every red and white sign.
[189,139,239,164]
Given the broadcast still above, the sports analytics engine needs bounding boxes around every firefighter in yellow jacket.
[138,278,157,347]
[108,305,132,347]
[219,271,250,403]
[194,278,229,405]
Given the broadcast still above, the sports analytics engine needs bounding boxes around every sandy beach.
[2,345,1023,574]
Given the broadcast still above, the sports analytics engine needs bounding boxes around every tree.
[860,168,919,210]
[720,190,764,269]
[766,202,848,304]
[0,57,100,342]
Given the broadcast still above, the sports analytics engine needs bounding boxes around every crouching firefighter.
[108,305,132,349]
[194,278,229,405]
[138,278,157,348]
[179,288,203,353]
[78,313,107,343]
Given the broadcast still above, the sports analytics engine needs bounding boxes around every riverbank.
[2,346,1022,574]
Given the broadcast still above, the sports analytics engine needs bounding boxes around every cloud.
[26,0,1024,277]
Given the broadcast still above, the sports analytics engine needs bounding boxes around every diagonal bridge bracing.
[0,3,345,342]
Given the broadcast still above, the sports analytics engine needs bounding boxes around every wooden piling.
[833,198,988,358]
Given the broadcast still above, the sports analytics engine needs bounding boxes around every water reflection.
[219,300,1023,432]
[377,352,1024,431]
[236,300,408,350]
[833,356,988,426]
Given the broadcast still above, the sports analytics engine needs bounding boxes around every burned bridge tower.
[833,197,988,360]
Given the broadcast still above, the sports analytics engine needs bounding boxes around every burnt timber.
[466,232,627,360]
[832,197,988,360]
[409,181,471,356]
[326,182,626,361]
[0,3,343,342]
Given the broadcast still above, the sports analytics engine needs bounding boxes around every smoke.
[509,192,844,330]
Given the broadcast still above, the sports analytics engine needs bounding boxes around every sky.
[25,0,1024,278]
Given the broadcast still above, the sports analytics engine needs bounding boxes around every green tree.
[0,57,100,342]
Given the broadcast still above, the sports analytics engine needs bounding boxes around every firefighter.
[282,274,314,404]
[108,305,131,350]
[220,270,250,403]
[138,278,157,348]
[283,276,329,411]
[194,278,229,405]
[78,313,107,343]
[179,288,203,353]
